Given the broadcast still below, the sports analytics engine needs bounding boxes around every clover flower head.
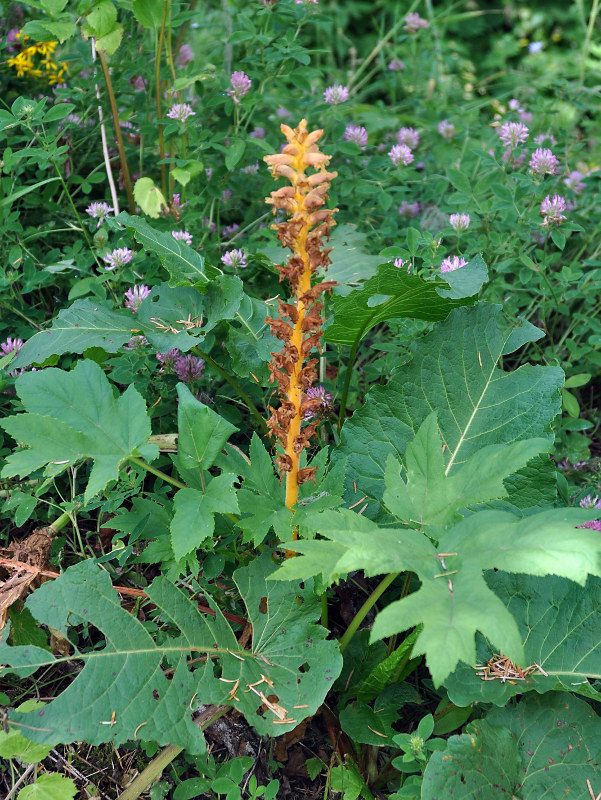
[579,494,601,510]
[242,162,260,174]
[529,41,543,53]
[250,127,266,139]
[399,201,420,218]
[388,59,405,71]
[1,337,24,356]
[438,119,456,138]
[502,148,526,168]
[276,106,291,118]
[156,349,180,373]
[540,194,567,226]
[578,520,601,531]
[534,133,557,146]
[166,103,195,123]
[303,385,334,419]
[404,12,429,33]
[221,248,247,268]
[393,257,410,271]
[564,171,585,195]
[295,0,318,4]
[175,354,205,383]
[498,121,529,148]
[124,335,149,350]
[440,255,467,273]
[344,124,368,147]
[103,247,133,270]
[397,127,420,149]
[86,201,113,227]
[508,98,522,111]
[389,143,414,167]
[177,44,193,68]
[449,213,470,231]
[172,230,193,246]
[529,147,559,176]
[222,223,240,238]
[124,284,151,312]
[323,84,349,104]
[519,109,533,124]
[227,71,252,103]
[202,216,217,234]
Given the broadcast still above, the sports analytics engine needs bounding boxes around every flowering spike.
[263,120,337,544]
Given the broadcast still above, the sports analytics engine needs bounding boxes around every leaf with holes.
[422,694,601,798]
[0,553,342,751]
[0,360,157,501]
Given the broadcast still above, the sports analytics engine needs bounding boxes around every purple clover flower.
[222,223,240,238]
[175,354,205,383]
[323,84,349,104]
[344,124,368,147]
[202,217,217,234]
[438,119,456,138]
[250,127,266,139]
[1,337,24,356]
[399,201,420,218]
[578,520,601,531]
[227,71,252,103]
[397,127,419,149]
[388,59,405,71]
[177,44,193,68]
[103,248,133,270]
[124,284,151,312]
[534,133,557,146]
[389,144,414,167]
[221,249,247,269]
[86,201,113,227]
[440,256,467,273]
[540,194,567,226]
[449,213,470,231]
[498,121,529,148]
[166,103,195,123]
[303,385,334,419]
[529,147,559,175]
[172,230,193,246]
[393,257,410,271]
[156,349,180,373]
[564,171,585,194]
[124,335,149,350]
[403,12,429,33]
[580,494,601,510]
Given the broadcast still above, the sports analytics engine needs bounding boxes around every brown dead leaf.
[0,527,53,630]
[273,720,308,762]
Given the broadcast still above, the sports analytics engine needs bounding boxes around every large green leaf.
[324,256,485,347]
[0,360,157,501]
[11,300,139,369]
[422,694,601,798]
[445,572,601,707]
[336,304,563,511]
[271,505,598,685]
[17,773,77,800]
[0,554,342,750]
[117,213,221,287]
[326,224,382,296]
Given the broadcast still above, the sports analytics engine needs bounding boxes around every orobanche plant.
[3,118,601,799]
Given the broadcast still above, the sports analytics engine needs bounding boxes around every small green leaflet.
[422,694,601,798]
[171,475,239,560]
[0,554,342,749]
[176,383,238,473]
[118,212,222,286]
[0,360,157,502]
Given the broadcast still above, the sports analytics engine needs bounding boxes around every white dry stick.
[91,39,120,215]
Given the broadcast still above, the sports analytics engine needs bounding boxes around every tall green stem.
[156,0,169,198]
[337,336,361,432]
[580,0,600,85]
[339,572,400,654]
[193,347,268,435]
[98,50,135,213]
